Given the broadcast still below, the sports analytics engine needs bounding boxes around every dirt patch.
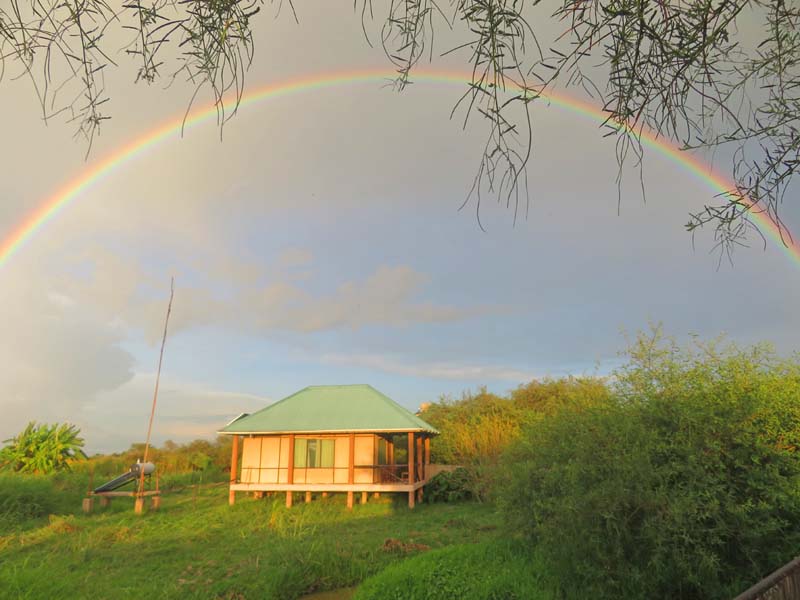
[47,515,80,534]
[381,537,431,553]
[299,587,357,600]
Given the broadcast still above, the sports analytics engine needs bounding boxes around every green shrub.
[353,541,551,600]
[0,474,60,532]
[423,468,474,503]
[423,379,609,501]
[500,332,800,599]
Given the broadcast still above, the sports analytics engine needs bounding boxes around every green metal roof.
[218,384,439,435]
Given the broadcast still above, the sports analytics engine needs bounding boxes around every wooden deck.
[230,479,428,493]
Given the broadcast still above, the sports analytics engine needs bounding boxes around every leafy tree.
[1,1,797,250]
[500,331,800,598]
[424,378,609,499]
[0,422,87,474]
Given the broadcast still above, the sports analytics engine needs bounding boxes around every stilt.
[254,491,264,499]
[305,491,312,503]
[286,491,293,508]
[228,434,239,507]
[361,491,368,504]
[417,488,423,503]
[347,491,354,509]
[151,496,161,510]
[99,496,111,508]
[322,492,328,499]
[408,490,415,509]
[82,498,94,514]
[134,496,145,515]
[373,492,380,499]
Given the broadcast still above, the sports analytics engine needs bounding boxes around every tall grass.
[354,540,552,600]
[0,472,89,534]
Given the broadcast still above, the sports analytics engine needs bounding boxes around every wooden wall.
[240,433,378,485]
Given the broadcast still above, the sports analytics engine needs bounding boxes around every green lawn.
[0,483,504,599]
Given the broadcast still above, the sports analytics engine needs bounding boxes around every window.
[294,438,334,468]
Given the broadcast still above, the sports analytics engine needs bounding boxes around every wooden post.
[373,492,380,499]
[134,496,145,514]
[151,496,161,511]
[408,432,415,483]
[229,434,239,506]
[408,431,415,509]
[361,491,368,504]
[322,491,328,499]
[82,497,94,514]
[287,434,295,485]
[424,436,430,481]
[99,496,111,508]
[254,491,264,499]
[416,436,423,482]
[347,432,355,510]
[305,491,312,503]
[286,433,296,509]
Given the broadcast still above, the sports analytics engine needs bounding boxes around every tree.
[0,422,88,474]
[500,331,800,598]
[2,1,797,251]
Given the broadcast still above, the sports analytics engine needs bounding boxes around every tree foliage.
[1,1,797,249]
[0,422,87,474]
[500,331,800,598]
[423,377,609,499]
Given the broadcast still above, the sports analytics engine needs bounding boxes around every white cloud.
[320,352,538,383]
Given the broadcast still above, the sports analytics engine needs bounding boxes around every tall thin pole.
[137,277,174,499]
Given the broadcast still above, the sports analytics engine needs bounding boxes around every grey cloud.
[0,281,135,442]
[85,373,270,452]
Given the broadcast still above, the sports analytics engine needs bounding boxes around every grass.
[0,475,507,599]
[354,540,551,600]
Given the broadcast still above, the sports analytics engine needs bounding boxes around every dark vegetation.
[2,329,799,598]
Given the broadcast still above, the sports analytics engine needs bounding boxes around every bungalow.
[218,384,439,508]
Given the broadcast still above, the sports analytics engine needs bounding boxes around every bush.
[423,468,474,503]
[353,541,550,600]
[0,474,60,533]
[500,332,800,599]
[423,379,609,500]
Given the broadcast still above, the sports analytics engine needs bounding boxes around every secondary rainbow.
[2,69,798,268]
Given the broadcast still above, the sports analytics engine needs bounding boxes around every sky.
[1,4,798,454]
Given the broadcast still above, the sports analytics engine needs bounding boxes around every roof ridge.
[367,385,437,431]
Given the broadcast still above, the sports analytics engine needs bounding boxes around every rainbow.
[1,69,798,268]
